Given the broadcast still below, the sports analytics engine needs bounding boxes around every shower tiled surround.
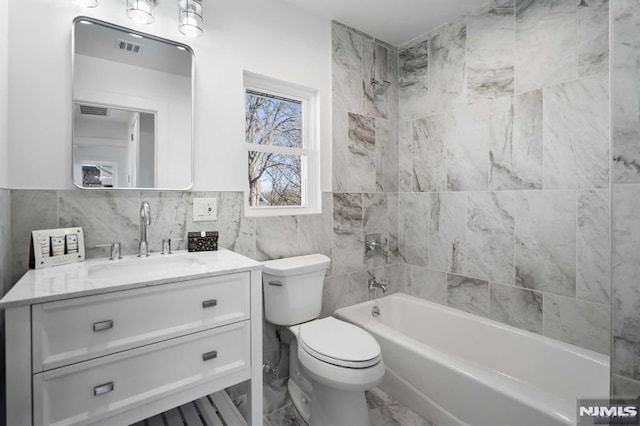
[611,0,640,394]
[0,188,10,296]
[392,0,612,357]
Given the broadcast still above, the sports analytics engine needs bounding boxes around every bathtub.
[335,293,609,426]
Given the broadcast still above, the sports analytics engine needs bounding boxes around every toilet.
[262,254,385,426]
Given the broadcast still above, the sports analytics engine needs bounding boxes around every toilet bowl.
[262,255,385,426]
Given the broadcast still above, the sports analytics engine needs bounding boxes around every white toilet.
[262,254,385,426]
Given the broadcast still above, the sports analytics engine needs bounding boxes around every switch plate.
[193,198,217,222]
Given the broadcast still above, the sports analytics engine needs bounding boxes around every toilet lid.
[298,317,381,368]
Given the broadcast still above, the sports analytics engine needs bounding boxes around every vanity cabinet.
[2,250,263,426]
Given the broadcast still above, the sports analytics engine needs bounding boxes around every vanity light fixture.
[178,0,203,38]
[71,0,98,8]
[126,0,156,25]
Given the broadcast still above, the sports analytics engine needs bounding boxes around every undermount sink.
[88,254,208,281]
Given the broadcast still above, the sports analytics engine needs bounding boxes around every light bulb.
[178,0,203,38]
[127,0,155,25]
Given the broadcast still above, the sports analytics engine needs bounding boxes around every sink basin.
[88,254,208,281]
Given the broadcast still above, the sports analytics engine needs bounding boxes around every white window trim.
[243,71,321,217]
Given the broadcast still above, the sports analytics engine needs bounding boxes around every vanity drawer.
[32,272,250,372]
[33,321,250,426]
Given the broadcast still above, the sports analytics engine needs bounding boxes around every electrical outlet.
[193,198,217,222]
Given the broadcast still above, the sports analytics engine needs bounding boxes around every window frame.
[243,71,321,217]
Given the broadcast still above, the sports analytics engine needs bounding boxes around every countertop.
[0,249,262,309]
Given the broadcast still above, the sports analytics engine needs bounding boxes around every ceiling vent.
[79,105,108,116]
[116,39,143,54]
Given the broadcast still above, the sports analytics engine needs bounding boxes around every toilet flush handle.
[268,280,283,287]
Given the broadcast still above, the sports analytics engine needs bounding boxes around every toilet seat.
[298,317,381,368]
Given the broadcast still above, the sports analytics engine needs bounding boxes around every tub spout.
[368,278,387,293]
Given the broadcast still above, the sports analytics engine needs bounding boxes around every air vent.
[116,39,143,54]
[79,105,108,116]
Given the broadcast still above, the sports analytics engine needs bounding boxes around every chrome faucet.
[138,201,151,258]
[368,277,388,293]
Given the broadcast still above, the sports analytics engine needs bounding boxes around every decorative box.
[188,231,219,252]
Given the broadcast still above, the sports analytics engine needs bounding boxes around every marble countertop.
[0,249,262,309]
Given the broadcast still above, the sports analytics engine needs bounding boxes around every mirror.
[72,17,193,189]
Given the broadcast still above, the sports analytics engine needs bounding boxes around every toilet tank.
[262,254,331,326]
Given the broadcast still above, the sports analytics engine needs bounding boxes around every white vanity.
[1,249,263,426]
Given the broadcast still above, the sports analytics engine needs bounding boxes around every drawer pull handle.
[202,299,218,308]
[93,320,114,332]
[268,280,283,287]
[202,350,218,362]
[93,382,114,396]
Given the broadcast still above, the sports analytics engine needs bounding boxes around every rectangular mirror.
[72,17,193,189]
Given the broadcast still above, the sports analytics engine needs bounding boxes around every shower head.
[370,78,391,97]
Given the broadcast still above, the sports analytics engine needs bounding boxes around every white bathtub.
[335,293,609,426]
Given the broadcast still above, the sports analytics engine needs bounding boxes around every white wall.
[7,0,332,191]
[74,54,191,188]
[0,0,8,188]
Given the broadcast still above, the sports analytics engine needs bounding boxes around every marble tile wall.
[396,0,611,355]
[0,188,9,297]
[612,0,640,395]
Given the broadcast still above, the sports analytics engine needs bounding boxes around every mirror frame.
[71,16,195,191]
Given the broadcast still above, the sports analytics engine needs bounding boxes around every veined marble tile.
[612,39,640,183]
[141,191,193,253]
[364,41,389,119]
[333,111,376,193]
[297,192,333,260]
[332,23,364,113]
[57,190,141,259]
[515,0,577,92]
[256,216,298,261]
[543,76,609,189]
[543,293,611,355]
[0,189,10,294]
[613,375,640,396]
[371,263,399,299]
[412,114,447,192]
[400,264,447,304]
[613,184,640,380]
[348,269,377,305]
[9,191,58,284]
[447,273,490,317]
[263,403,305,426]
[489,90,543,190]
[367,388,434,426]
[376,118,399,192]
[427,22,468,115]
[612,0,640,43]
[490,283,542,334]
[466,1,515,103]
[447,104,489,191]
[515,191,576,297]
[321,274,348,318]
[466,192,515,285]
[428,192,467,274]
[399,121,414,192]
[186,192,256,259]
[577,190,611,304]
[262,323,289,382]
[332,193,364,275]
[399,39,429,121]
[364,193,389,268]
[387,48,400,122]
[388,193,399,264]
[578,0,609,77]
[398,192,429,267]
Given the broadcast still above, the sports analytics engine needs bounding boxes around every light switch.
[193,198,217,222]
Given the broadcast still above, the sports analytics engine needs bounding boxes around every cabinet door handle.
[93,320,114,332]
[93,382,114,396]
[202,299,218,308]
[268,280,283,287]
[202,350,218,362]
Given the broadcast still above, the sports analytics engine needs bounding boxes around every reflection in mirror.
[72,18,193,189]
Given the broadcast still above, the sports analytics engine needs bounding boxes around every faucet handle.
[161,238,183,255]
[96,242,122,261]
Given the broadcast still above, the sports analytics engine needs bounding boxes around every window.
[243,71,320,216]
